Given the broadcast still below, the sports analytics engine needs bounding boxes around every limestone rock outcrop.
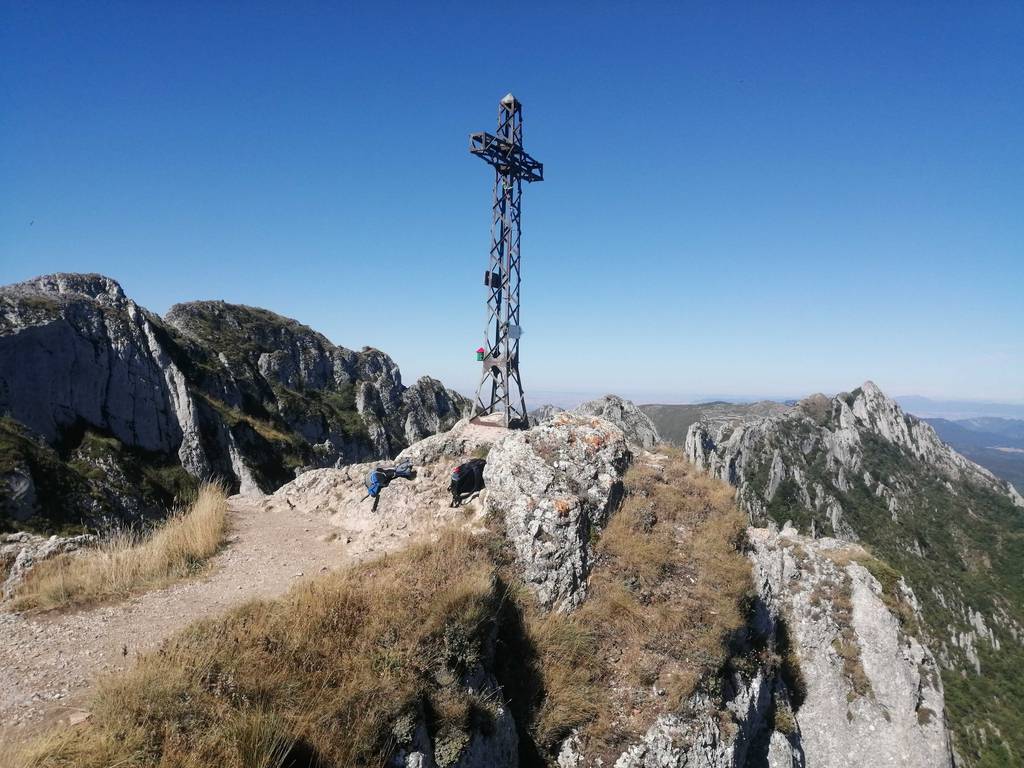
[596,671,795,768]
[683,382,1022,762]
[529,404,566,424]
[258,417,507,561]
[0,274,195,457]
[484,413,630,611]
[575,394,660,449]
[748,526,953,768]
[576,525,951,768]
[266,411,633,615]
[532,396,660,449]
[0,273,471,529]
[164,300,473,464]
[389,663,518,768]
[1,531,96,598]
[390,694,518,768]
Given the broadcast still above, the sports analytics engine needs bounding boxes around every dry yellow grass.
[496,585,605,753]
[567,447,753,758]
[12,529,502,768]
[494,447,753,760]
[9,484,229,611]
[14,450,753,767]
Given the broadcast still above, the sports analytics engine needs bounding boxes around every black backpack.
[450,458,486,498]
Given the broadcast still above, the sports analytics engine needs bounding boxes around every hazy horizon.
[525,387,1024,416]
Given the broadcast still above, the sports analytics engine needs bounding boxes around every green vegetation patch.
[0,417,196,535]
[766,478,814,531]
[273,383,368,442]
[746,423,1024,766]
[0,418,90,535]
[168,301,328,370]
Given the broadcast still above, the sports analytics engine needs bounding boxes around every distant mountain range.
[642,397,1024,494]
[896,395,1024,420]
[924,417,1024,491]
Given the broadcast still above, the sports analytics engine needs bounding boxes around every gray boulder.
[484,413,630,611]
[575,395,660,449]
[529,404,566,424]
[2,531,97,599]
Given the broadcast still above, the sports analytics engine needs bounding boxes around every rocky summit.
[0,273,471,531]
[485,412,631,611]
[0,373,964,768]
[530,394,661,450]
[0,277,988,767]
[682,381,1024,766]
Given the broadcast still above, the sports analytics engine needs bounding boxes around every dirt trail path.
[0,496,359,738]
[0,418,501,743]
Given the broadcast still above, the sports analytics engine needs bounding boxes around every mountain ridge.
[0,273,471,531]
[682,381,1024,766]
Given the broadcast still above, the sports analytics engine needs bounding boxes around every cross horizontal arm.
[469,132,544,183]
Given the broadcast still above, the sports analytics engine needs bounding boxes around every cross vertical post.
[469,93,543,428]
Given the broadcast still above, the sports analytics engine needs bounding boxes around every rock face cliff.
[485,413,631,611]
[684,381,1024,766]
[748,527,952,768]
[0,273,471,531]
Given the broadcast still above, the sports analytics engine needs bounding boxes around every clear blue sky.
[2,2,1022,404]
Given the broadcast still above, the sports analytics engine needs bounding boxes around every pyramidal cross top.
[469,93,544,429]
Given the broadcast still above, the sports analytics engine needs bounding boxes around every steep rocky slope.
[8,413,950,768]
[746,527,951,768]
[0,273,471,532]
[584,525,952,768]
[685,382,1024,767]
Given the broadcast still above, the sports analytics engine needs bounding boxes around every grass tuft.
[9,484,229,611]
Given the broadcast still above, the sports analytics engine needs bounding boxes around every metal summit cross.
[469,93,544,429]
